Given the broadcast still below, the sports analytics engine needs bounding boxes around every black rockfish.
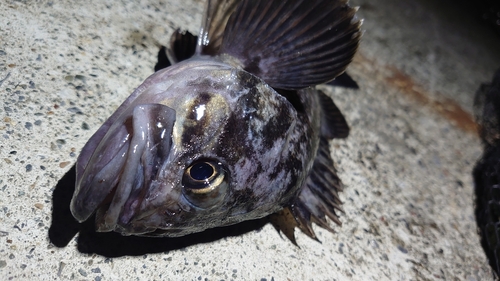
[474,69,500,276]
[70,0,361,241]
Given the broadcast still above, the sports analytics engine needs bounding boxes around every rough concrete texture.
[1,0,499,280]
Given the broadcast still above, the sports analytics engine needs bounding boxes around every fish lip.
[93,182,188,235]
[143,228,190,237]
[74,102,178,232]
[114,219,192,237]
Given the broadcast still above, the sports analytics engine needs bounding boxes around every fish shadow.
[48,165,269,257]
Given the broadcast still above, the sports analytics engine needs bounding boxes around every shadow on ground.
[48,165,269,257]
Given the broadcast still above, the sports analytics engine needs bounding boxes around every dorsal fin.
[318,90,349,139]
[196,0,241,55]
[154,30,197,72]
[154,46,171,72]
[168,30,198,64]
[219,0,362,89]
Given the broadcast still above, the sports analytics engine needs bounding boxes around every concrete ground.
[1,0,500,280]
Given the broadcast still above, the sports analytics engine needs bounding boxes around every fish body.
[474,69,500,276]
[70,0,361,240]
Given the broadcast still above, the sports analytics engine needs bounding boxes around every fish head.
[71,59,301,236]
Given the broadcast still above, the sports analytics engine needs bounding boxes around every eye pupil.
[189,162,214,181]
[182,159,228,209]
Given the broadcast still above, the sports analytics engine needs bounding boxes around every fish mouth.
[90,188,193,237]
[115,227,193,238]
[71,103,177,231]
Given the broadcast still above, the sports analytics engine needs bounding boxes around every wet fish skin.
[70,0,361,239]
[72,59,318,237]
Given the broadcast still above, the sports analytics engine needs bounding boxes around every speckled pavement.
[1,0,500,280]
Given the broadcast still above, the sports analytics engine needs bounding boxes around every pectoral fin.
[288,138,345,241]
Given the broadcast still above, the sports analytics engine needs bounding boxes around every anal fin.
[288,137,345,240]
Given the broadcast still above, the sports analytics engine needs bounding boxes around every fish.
[473,68,500,277]
[70,0,362,242]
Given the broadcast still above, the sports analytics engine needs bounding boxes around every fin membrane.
[168,30,198,64]
[155,30,198,71]
[154,46,171,72]
[220,0,361,89]
[327,72,359,89]
[197,0,241,55]
[269,207,303,246]
[271,93,349,242]
[319,90,349,139]
[290,137,345,241]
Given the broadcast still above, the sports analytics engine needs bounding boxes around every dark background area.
[460,0,500,36]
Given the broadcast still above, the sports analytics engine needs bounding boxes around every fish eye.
[182,159,228,209]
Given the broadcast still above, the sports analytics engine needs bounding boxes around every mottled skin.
[72,57,320,236]
[70,0,361,239]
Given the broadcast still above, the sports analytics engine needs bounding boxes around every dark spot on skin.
[230,188,258,212]
[268,162,284,183]
[260,109,293,149]
[216,113,254,163]
[254,162,263,175]
[269,131,309,197]
[230,77,296,151]
[270,156,302,197]
[236,71,262,90]
[196,92,212,105]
